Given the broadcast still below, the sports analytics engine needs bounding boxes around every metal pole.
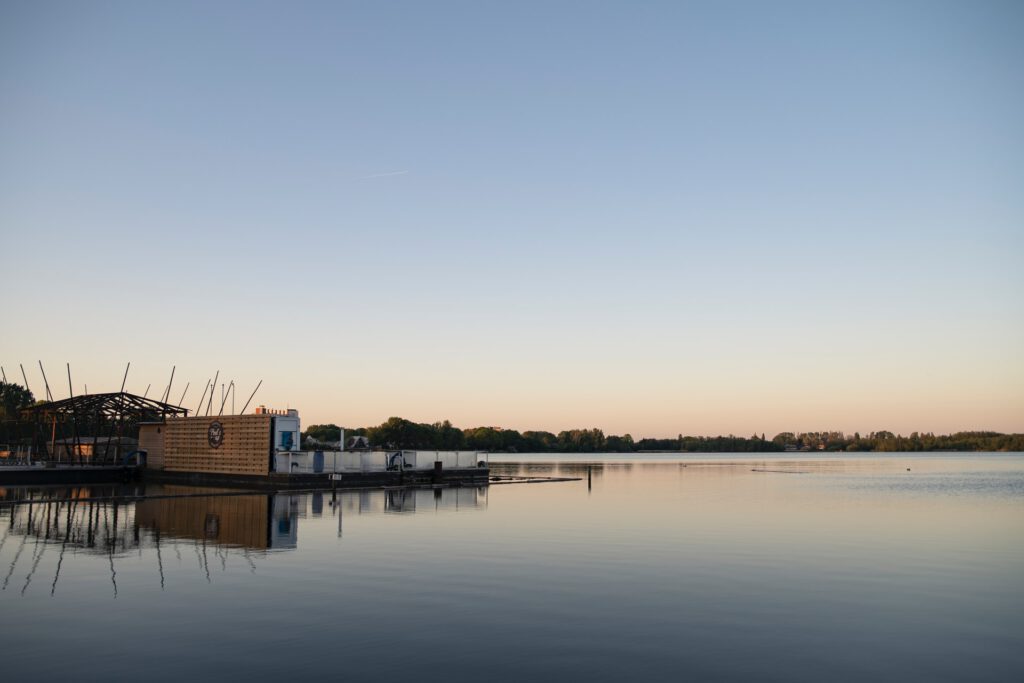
[67,364,82,465]
[20,364,31,395]
[178,382,190,408]
[206,371,219,417]
[196,380,210,415]
[162,366,176,405]
[120,363,130,394]
[39,360,60,462]
[112,364,131,464]
[103,363,130,463]
[239,380,262,414]
[218,381,233,416]
[37,361,53,401]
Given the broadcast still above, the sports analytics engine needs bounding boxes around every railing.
[0,445,34,466]
[273,450,488,475]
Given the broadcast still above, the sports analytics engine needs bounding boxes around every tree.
[772,432,795,446]
[0,381,35,421]
[304,423,342,443]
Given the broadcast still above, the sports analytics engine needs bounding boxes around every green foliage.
[304,423,342,442]
[0,381,35,421]
[300,416,1024,453]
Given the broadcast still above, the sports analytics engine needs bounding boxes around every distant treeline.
[302,418,1024,453]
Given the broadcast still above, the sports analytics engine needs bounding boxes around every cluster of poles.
[1,362,263,464]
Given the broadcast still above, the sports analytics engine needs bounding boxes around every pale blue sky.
[2,1,1022,435]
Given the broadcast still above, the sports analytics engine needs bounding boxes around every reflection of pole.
[86,501,95,547]
[155,527,165,591]
[200,539,211,583]
[588,466,592,492]
[51,499,76,596]
[21,534,45,595]
[3,530,28,590]
[108,503,118,597]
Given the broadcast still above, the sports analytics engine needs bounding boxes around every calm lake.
[2,454,1023,681]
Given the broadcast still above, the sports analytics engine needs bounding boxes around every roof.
[24,392,189,420]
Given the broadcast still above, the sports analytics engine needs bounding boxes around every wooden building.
[139,414,274,476]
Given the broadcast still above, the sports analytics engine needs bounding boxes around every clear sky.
[2,1,1022,437]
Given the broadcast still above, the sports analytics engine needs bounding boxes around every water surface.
[2,454,1022,681]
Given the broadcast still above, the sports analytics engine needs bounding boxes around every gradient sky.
[2,1,1022,437]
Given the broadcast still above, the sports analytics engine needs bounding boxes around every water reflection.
[2,456,1021,682]
[0,484,488,595]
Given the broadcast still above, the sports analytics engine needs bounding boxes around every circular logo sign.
[207,421,224,449]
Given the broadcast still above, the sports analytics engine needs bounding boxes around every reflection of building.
[384,487,488,514]
[1,484,490,595]
[135,486,274,549]
[269,494,299,549]
[1,487,144,558]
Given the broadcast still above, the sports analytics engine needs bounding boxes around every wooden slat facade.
[154,414,273,476]
[138,424,165,469]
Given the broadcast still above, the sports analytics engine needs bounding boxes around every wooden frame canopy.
[25,392,189,421]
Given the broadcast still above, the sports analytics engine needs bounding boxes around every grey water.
[1,453,1022,682]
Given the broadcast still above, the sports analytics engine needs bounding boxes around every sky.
[2,0,1022,437]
